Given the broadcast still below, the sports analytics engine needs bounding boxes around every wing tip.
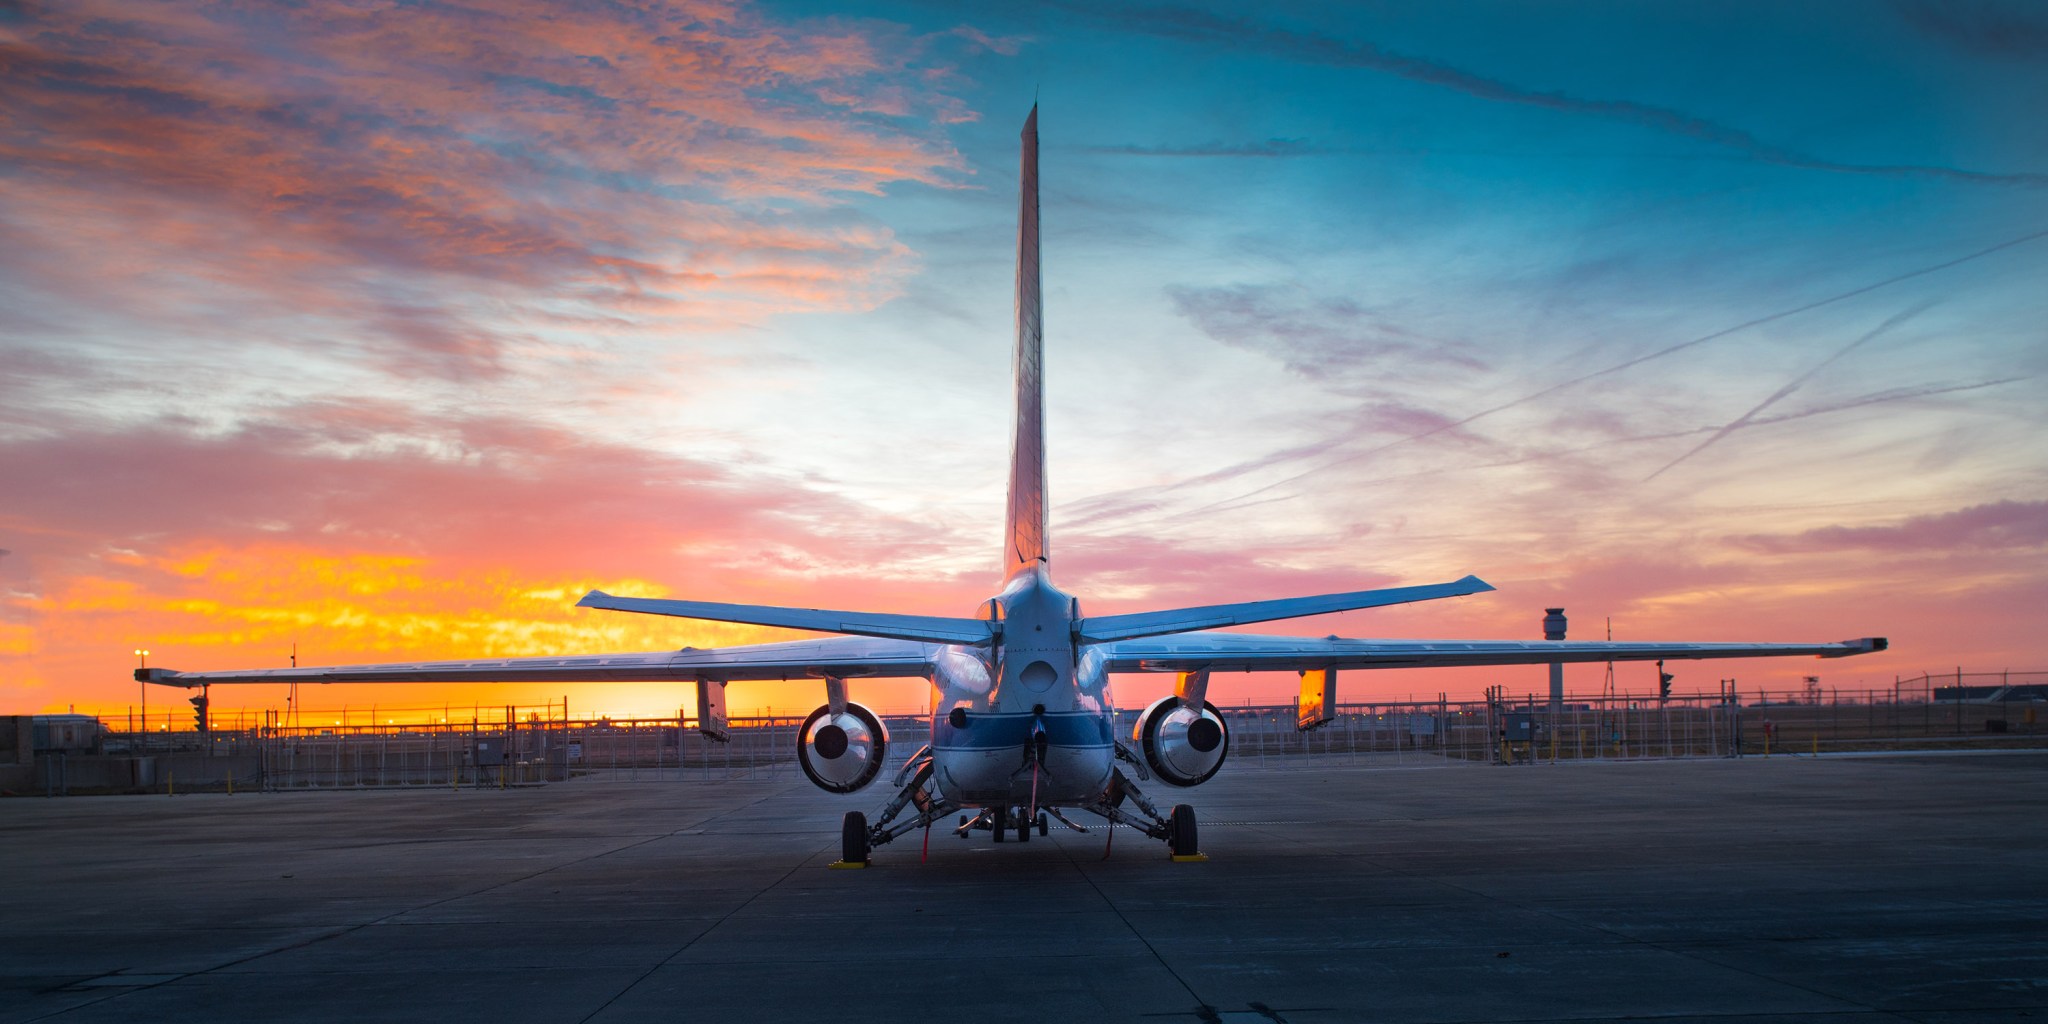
[1460,574,1496,593]
[576,590,611,608]
[1822,637,1889,657]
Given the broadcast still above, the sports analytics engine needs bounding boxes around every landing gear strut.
[843,748,1203,863]
[1077,768,1202,859]
[845,747,959,863]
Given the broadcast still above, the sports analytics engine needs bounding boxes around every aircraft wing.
[1097,632,1887,673]
[137,635,940,688]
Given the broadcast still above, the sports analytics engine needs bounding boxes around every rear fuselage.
[928,568,1114,806]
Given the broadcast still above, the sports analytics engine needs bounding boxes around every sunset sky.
[3,0,2044,725]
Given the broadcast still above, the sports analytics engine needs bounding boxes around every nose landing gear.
[951,805,1055,842]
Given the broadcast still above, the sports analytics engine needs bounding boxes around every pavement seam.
[572,788,813,1024]
[1062,825,1213,1014]
[15,785,797,1022]
[1233,816,1902,1021]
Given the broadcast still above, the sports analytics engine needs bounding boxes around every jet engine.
[1133,696,1229,787]
[797,702,890,794]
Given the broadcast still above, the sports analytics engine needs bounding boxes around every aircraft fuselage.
[928,568,1114,806]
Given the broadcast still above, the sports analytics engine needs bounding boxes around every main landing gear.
[836,746,959,866]
[836,746,1202,864]
[841,810,869,864]
[1077,767,1203,859]
[1167,803,1198,858]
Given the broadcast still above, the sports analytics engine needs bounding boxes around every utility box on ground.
[473,736,508,766]
[1407,714,1439,744]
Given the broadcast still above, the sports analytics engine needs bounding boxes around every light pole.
[135,649,149,749]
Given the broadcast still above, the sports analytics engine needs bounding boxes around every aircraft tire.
[1017,809,1030,843]
[1168,804,1198,857]
[841,810,869,864]
[991,805,1007,843]
[1038,811,1049,836]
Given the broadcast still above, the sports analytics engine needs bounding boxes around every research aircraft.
[139,107,1886,864]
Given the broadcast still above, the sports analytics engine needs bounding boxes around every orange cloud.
[0,399,986,720]
[13,538,935,721]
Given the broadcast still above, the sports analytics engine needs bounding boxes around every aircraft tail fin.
[1005,104,1048,580]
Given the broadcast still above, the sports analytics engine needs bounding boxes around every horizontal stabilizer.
[1076,575,1495,644]
[578,590,997,646]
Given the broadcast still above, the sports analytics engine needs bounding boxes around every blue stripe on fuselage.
[932,711,1112,750]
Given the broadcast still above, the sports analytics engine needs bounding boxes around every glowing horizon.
[4,2,2045,724]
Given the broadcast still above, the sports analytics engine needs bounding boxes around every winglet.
[135,668,197,688]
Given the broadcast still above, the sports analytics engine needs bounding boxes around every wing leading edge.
[1076,575,1494,643]
[1098,632,1887,673]
[135,635,939,689]
[576,590,994,646]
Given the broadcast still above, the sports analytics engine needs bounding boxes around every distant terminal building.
[32,715,106,754]
[1931,684,2048,704]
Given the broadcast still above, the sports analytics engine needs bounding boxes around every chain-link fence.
[65,670,2046,792]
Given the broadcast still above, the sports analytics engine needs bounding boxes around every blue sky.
[2,0,2043,717]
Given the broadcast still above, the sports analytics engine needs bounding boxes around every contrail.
[1643,302,1937,481]
[1176,225,2048,514]
[1060,2,2048,187]
[1068,374,2025,540]
[1746,375,2029,427]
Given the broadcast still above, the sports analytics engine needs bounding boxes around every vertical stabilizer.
[1005,105,1047,579]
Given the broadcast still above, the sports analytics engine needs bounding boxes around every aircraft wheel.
[1017,808,1030,843]
[1167,804,1198,858]
[991,805,1007,843]
[1038,811,1049,836]
[841,811,870,864]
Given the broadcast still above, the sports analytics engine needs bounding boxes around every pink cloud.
[1734,500,2048,554]
[0,399,1006,717]
[0,402,984,579]
[1,0,974,379]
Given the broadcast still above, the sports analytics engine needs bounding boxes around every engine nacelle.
[1133,696,1229,787]
[797,702,890,794]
